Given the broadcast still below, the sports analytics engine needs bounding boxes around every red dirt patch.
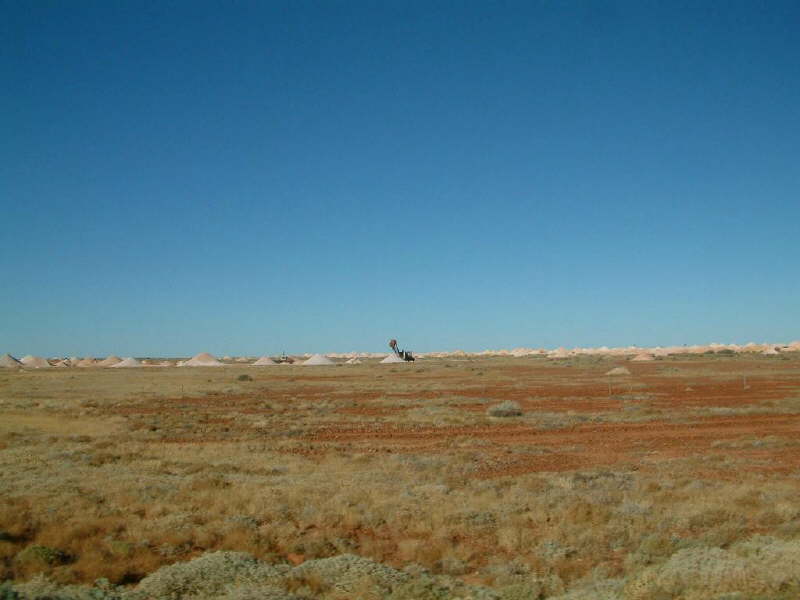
[310,413,800,478]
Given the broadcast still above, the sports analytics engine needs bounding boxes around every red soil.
[311,413,800,478]
[108,357,800,478]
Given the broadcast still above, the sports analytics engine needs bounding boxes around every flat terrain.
[2,354,800,599]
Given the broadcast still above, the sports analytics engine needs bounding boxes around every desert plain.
[2,351,800,599]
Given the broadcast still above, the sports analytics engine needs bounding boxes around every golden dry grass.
[1,353,800,598]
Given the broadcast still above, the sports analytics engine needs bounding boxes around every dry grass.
[1,355,800,598]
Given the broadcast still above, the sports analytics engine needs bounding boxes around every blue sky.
[2,1,798,356]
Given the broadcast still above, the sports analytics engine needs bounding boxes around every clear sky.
[2,1,799,357]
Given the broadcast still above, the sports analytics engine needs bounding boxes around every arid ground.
[2,353,800,599]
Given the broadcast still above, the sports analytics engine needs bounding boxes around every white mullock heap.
[380,354,405,364]
[98,355,122,367]
[111,357,143,368]
[182,352,225,367]
[252,356,277,366]
[20,355,51,368]
[302,354,335,365]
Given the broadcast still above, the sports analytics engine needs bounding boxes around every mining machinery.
[389,339,415,361]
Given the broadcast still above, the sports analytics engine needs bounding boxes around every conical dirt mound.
[183,352,224,367]
[99,355,122,367]
[380,354,405,363]
[112,357,142,368]
[0,353,22,368]
[252,356,277,365]
[303,354,334,366]
[21,355,51,368]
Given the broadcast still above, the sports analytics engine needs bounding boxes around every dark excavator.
[389,339,415,361]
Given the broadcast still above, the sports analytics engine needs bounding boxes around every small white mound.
[20,355,51,368]
[98,355,122,367]
[235,357,250,363]
[345,357,362,364]
[630,353,655,362]
[606,367,631,376]
[1,353,23,368]
[76,358,97,367]
[183,352,224,367]
[303,354,334,365]
[380,354,406,364]
[252,356,277,366]
[112,357,142,368]
[222,355,233,361]
[762,347,780,355]
[159,361,172,367]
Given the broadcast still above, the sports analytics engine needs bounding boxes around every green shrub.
[15,545,68,568]
[0,582,21,600]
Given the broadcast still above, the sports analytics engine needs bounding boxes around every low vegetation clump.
[13,545,69,578]
[625,537,800,600]
[487,400,522,417]
[132,551,289,599]
[14,545,68,568]
[6,539,799,599]
[2,575,123,600]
